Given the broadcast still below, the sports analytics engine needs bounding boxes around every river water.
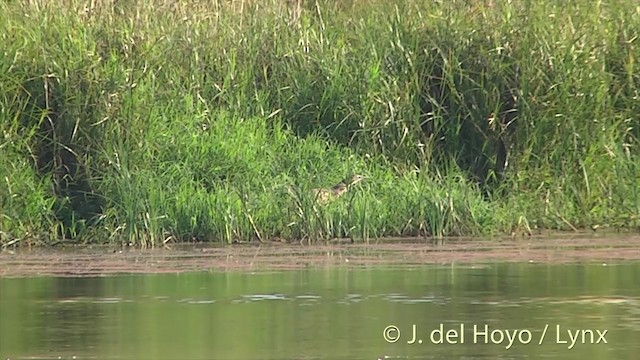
[1,260,639,359]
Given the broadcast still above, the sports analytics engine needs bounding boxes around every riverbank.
[1,0,639,246]
[1,234,639,277]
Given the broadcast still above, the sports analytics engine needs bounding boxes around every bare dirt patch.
[1,234,639,277]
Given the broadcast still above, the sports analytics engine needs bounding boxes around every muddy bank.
[1,235,639,277]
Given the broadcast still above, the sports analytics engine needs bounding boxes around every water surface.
[1,262,639,359]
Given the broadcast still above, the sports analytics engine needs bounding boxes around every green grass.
[1,0,638,246]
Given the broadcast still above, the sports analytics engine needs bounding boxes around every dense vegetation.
[1,0,638,246]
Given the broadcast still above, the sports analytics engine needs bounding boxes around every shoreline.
[1,235,639,278]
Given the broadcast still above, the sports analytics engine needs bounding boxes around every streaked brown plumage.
[311,174,365,204]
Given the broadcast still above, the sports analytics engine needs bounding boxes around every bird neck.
[331,182,347,191]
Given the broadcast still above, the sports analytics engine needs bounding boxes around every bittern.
[311,174,366,204]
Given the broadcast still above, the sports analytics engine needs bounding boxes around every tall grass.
[1,0,638,246]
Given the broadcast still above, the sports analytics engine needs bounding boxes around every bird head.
[344,174,366,186]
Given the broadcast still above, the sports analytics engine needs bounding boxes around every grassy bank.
[1,0,638,246]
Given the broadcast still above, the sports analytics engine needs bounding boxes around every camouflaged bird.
[311,174,365,204]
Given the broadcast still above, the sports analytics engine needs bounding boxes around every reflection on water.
[1,263,639,360]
